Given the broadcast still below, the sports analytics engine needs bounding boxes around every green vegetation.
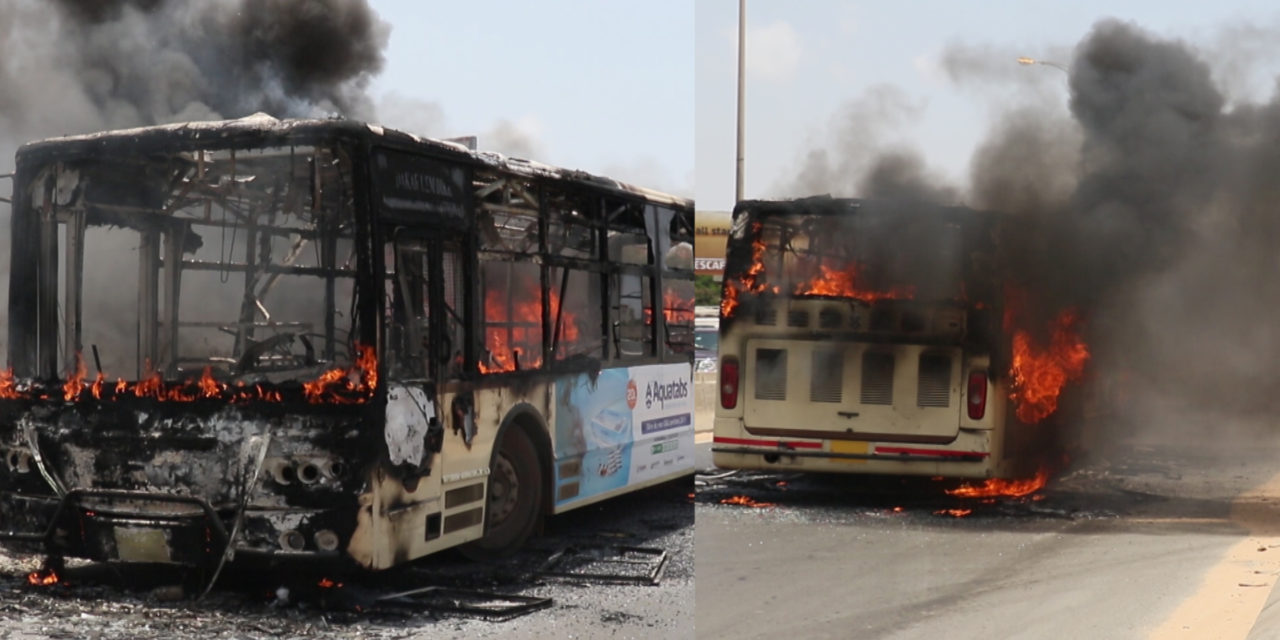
[695,274,721,306]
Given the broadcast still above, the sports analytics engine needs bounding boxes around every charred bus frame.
[0,115,695,574]
[711,196,1058,479]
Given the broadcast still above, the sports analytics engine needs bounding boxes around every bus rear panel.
[712,197,1044,479]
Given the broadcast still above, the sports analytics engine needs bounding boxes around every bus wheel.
[462,427,542,560]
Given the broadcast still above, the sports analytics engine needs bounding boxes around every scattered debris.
[373,587,552,622]
[537,545,668,586]
[720,495,776,508]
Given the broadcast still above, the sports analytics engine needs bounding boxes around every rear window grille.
[787,310,809,328]
[754,348,787,401]
[860,352,894,405]
[917,354,952,408]
[810,350,843,403]
[818,309,841,329]
[755,308,778,325]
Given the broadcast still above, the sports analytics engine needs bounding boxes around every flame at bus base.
[5,344,378,405]
[945,466,1050,498]
[26,568,58,586]
[1008,310,1090,424]
[720,495,776,508]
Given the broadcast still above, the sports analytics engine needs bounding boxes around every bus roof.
[731,195,1005,225]
[15,113,692,210]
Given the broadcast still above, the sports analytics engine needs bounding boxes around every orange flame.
[1009,310,1089,423]
[0,368,21,400]
[946,466,1050,498]
[62,353,87,401]
[478,275,580,373]
[720,495,775,508]
[720,223,773,318]
[650,288,694,326]
[26,568,58,586]
[6,345,379,406]
[318,577,343,589]
[301,344,378,404]
[934,508,973,518]
[793,262,916,303]
[199,367,221,399]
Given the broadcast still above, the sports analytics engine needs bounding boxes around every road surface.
[695,424,1280,639]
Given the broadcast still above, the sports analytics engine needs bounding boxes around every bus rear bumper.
[711,418,1006,479]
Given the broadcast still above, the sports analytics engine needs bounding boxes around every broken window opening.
[37,143,361,384]
[752,214,966,304]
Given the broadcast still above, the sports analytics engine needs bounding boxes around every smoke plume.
[0,0,387,153]
[0,0,389,366]
[784,17,1280,421]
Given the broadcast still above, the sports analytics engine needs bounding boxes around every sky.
[696,0,1280,212]
[368,0,694,198]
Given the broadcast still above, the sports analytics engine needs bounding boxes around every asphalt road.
[695,424,1280,640]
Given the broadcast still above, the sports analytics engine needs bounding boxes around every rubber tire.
[460,426,542,560]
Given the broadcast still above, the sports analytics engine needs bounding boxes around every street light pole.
[735,0,746,203]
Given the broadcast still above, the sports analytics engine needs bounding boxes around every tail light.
[967,370,988,420]
[721,357,740,409]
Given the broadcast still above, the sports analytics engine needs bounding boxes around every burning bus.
[0,114,694,576]
[711,196,1088,480]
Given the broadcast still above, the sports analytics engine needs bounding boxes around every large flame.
[720,223,774,318]
[946,466,1050,498]
[793,261,916,303]
[721,222,914,318]
[302,344,378,404]
[649,288,695,326]
[1009,310,1089,423]
[478,275,580,374]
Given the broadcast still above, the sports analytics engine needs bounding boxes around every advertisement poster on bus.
[553,363,693,508]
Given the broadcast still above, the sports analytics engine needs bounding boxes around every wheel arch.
[493,402,555,519]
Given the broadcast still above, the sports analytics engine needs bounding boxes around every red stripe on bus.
[713,436,823,449]
[873,446,990,458]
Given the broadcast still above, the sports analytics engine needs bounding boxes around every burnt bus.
[711,196,1076,479]
[0,115,695,575]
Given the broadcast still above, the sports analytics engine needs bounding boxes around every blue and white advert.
[553,362,694,508]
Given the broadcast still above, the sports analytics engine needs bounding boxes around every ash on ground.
[0,479,693,640]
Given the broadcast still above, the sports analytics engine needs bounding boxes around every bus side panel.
[551,363,694,513]
[350,381,553,569]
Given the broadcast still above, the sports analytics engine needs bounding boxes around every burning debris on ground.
[0,479,693,638]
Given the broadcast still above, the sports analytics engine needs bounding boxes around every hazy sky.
[368,0,693,198]
[696,0,1280,212]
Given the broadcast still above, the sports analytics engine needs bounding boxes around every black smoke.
[0,0,388,154]
[0,0,390,365]
[785,17,1280,418]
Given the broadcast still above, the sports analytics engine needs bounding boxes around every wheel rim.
[489,452,520,524]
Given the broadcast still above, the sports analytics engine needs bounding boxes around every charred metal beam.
[373,586,553,622]
[536,545,669,586]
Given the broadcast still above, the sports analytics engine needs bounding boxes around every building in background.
[695,210,731,279]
